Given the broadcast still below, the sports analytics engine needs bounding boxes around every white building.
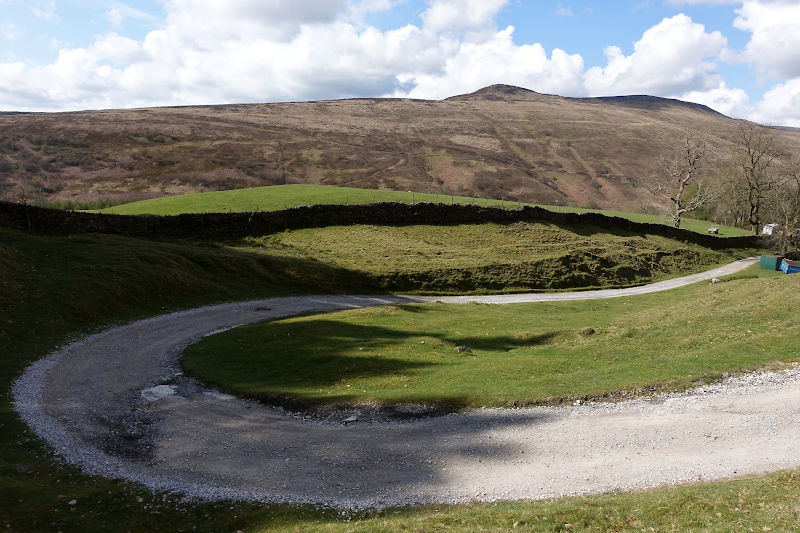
[762,223,779,235]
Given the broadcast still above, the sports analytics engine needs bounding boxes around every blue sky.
[1,0,799,125]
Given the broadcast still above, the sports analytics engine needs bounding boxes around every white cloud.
[30,0,57,20]
[0,0,513,111]
[348,0,398,22]
[164,0,349,42]
[583,14,728,96]
[91,33,149,65]
[680,83,752,117]
[397,13,732,103]
[555,5,574,17]
[107,9,125,29]
[106,3,157,30]
[399,26,585,100]
[421,0,508,34]
[734,0,800,80]
[2,23,24,41]
[750,78,800,127]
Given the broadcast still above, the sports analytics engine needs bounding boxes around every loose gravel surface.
[15,257,800,509]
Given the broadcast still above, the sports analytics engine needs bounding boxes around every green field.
[3,214,798,532]
[242,222,748,293]
[96,184,751,236]
[182,264,796,410]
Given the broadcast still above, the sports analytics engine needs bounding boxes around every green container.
[760,255,784,270]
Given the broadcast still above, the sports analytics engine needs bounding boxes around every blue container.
[780,259,800,274]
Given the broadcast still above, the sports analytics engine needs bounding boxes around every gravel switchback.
[17,257,800,509]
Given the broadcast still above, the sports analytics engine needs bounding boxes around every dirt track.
[15,257,800,508]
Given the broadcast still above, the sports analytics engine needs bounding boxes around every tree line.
[649,123,800,255]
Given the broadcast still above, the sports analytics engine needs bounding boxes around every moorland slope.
[3,84,800,212]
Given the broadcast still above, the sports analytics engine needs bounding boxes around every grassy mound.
[241,221,748,293]
[96,184,750,236]
[182,264,797,411]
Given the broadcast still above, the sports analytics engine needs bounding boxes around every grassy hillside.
[96,183,751,236]
[1,223,798,531]
[241,221,748,293]
[3,84,800,214]
[184,264,796,410]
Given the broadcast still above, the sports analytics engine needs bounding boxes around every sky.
[1,0,799,126]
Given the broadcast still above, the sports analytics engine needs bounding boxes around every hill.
[2,84,800,212]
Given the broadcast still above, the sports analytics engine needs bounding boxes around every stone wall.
[0,200,763,249]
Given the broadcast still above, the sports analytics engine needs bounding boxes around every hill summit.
[446,84,548,101]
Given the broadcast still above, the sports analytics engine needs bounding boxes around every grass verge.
[96,183,751,236]
[256,470,800,531]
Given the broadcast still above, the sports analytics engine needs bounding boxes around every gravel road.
[15,257,800,508]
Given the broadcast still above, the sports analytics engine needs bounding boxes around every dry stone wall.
[0,200,762,249]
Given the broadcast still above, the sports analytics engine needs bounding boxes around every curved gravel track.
[15,257,800,508]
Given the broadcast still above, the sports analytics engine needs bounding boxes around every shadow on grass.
[183,318,561,411]
[447,331,560,351]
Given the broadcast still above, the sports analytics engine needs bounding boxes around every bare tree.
[734,122,779,234]
[648,131,715,229]
[766,156,800,256]
[0,177,11,202]
[8,174,44,231]
[12,175,43,206]
[709,168,750,228]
